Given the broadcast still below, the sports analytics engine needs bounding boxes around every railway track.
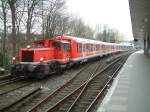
[0,75,32,95]
[0,74,12,80]
[33,54,129,112]
[0,52,132,112]
[65,57,127,112]
[27,59,105,112]
[0,76,38,112]
[0,87,41,112]
[0,81,33,95]
[0,76,25,86]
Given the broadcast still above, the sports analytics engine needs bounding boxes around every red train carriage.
[55,36,122,63]
[11,36,127,79]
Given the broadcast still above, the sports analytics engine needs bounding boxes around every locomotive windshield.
[33,40,45,48]
[52,41,61,50]
[34,43,44,48]
[63,43,70,52]
[34,42,44,48]
[52,40,70,52]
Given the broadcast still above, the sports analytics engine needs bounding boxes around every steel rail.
[0,87,41,111]
[27,64,91,112]
[45,56,124,112]
[0,82,33,95]
[44,61,105,112]
[27,60,104,112]
[0,74,12,80]
[0,77,25,86]
[28,54,130,112]
[66,57,125,112]
[85,64,123,112]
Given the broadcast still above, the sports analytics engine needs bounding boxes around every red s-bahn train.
[11,36,132,79]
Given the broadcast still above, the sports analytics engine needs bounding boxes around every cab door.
[61,41,71,63]
[52,40,71,64]
[82,44,86,58]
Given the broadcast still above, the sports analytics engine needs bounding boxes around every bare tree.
[8,0,17,57]
[95,24,124,42]
[55,15,69,35]
[68,17,94,38]
[25,0,40,43]
[0,0,8,66]
[43,0,66,38]
[15,0,26,55]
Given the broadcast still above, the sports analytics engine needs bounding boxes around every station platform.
[97,50,150,112]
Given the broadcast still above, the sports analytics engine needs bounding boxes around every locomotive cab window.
[63,43,70,52]
[34,42,44,48]
[77,43,82,52]
[52,41,61,50]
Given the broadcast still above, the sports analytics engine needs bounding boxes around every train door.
[82,44,86,59]
[52,40,71,64]
[62,40,71,60]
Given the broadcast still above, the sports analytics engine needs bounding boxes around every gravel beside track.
[44,55,130,112]
[0,74,12,80]
[66,57,128,112]
[27,60,103,112]
[9,63,89,112]
[0,81,33,95]
[0,52,133,112]
[0,85,41,112]
[0,76,25,86]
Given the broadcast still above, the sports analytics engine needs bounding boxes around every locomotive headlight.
[40,57,44,61]
[27,45,31,49]
[12,57,16,64]
[12,57,16,60]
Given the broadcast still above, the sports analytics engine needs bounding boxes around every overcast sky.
[66,0,133,41]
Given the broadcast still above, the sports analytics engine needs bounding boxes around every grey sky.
[66,0,133,41]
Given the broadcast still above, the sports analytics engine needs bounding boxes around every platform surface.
[97,50,150,112]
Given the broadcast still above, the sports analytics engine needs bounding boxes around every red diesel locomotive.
[11,36,131,79]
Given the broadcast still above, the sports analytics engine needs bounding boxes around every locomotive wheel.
[11,69,18,77]
[56,68,64,75]
[36,72,45,79]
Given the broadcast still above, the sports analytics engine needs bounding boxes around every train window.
[34,43,44,48]
[96,44,100,51]
[63,43,70,52]
[83,44,86,52]
[77,43,82,52]
[86,44,88,51]
[89,44,91,51]
[102,45,104,49]
[52,41,61,50]
[90,44,94,51]
[86,44,90,52]
[99,45,101,50]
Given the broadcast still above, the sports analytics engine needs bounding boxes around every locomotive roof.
[33,36,129,47]
[56,36,121,46]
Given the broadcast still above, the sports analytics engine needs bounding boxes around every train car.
[11,39,58,79]
[55,36,123,63]
[10,36,131,79]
